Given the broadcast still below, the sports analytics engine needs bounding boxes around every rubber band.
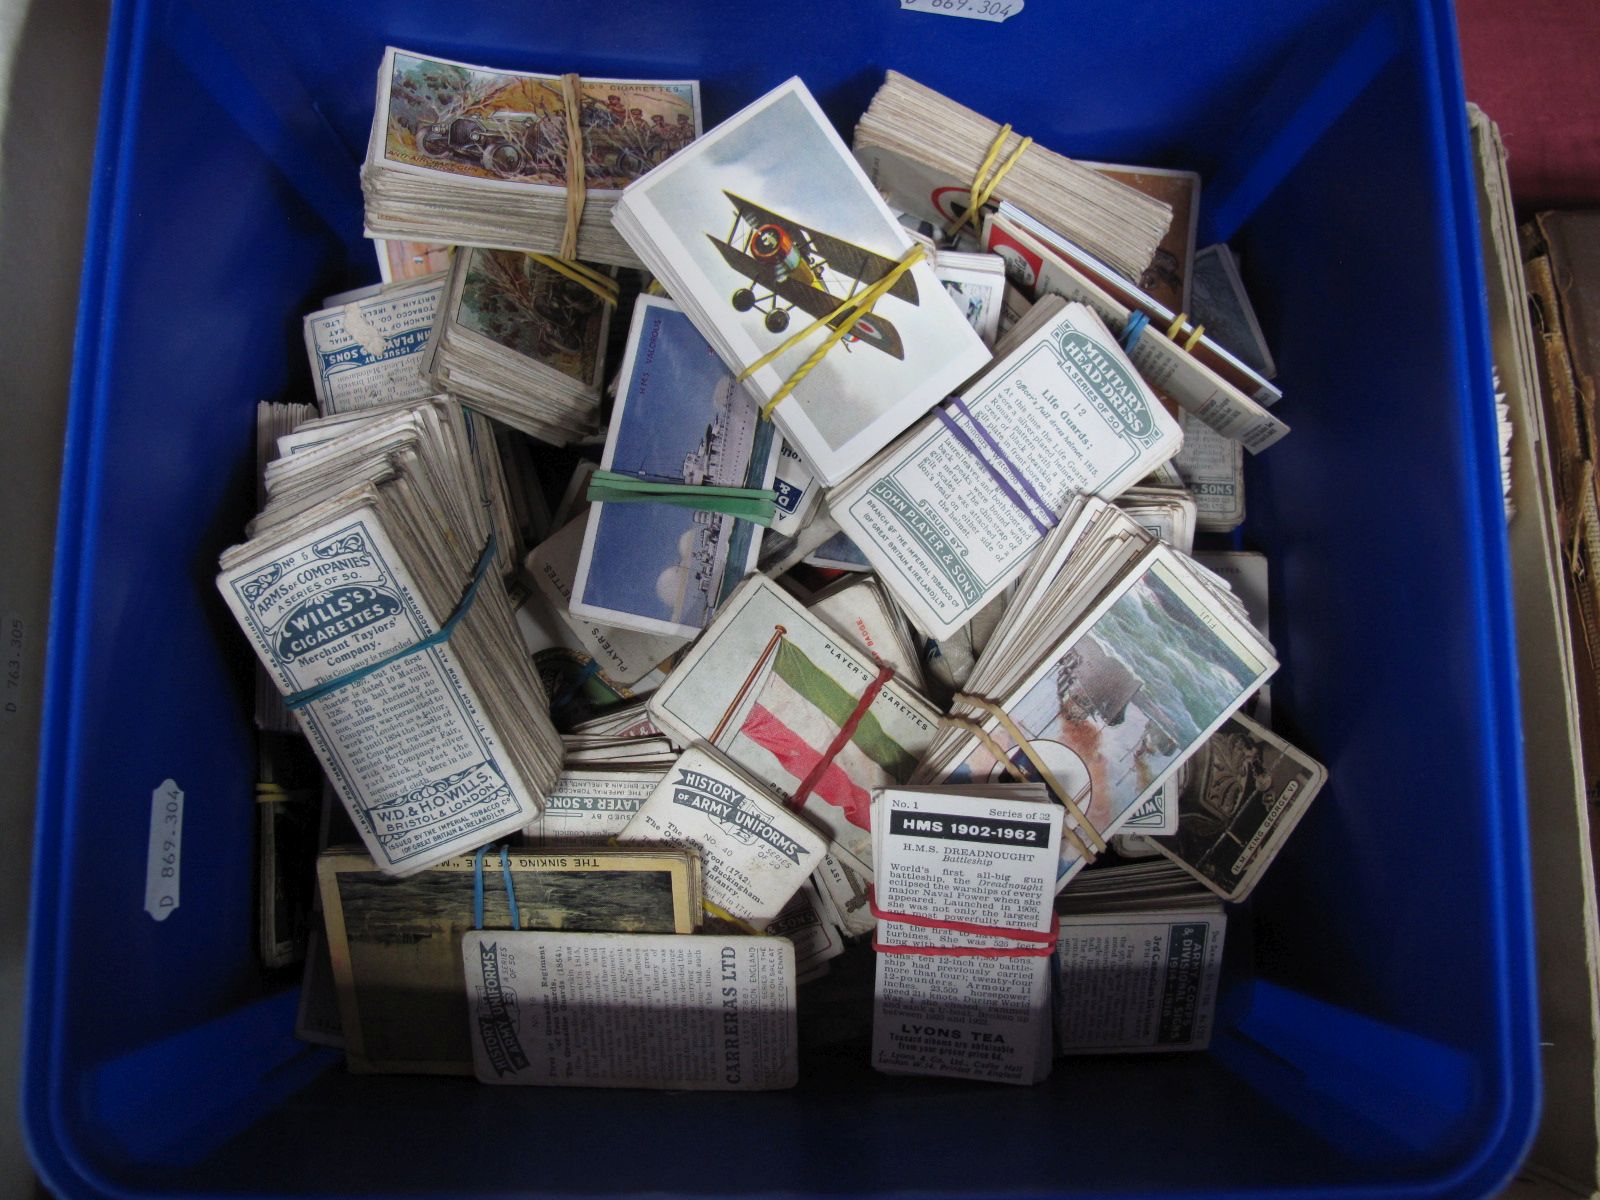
[946,123,1033,239]
[528,253,618,306]
[253,784,318,806]
[789,663,895,809]
[473,844,522,931]
[1182,323,1206,352]
[952,692,1106,858]
[737,245,927,419]
[283,535,496,711]
[645,279,667,297]
[1121,310,1151,352]
[1166,312,1189,340]
[559,73,586,261]
[585,470,777,524]
[936,396,1056,538]
[873,913,1059,957]
[868,887,1057,944]
[873,935,1055,958]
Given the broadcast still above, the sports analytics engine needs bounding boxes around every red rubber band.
[867,886,1058,944]
[788,663,895,810]
[872,926,1057,958]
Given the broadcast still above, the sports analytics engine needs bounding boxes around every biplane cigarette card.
[616,77,989,485]
[464,930,796,1089]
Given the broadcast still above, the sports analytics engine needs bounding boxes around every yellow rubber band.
[738,245,927,419]
[1166,312,1189,340]
[559,73,586,261]
[528,253,618,305]
[946,125,1032,239]
[645,279,667,297]
[954,693,1106,857]
[1182,323,1206,352]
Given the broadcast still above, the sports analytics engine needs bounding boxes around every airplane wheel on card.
[764,308,790,333]
[732,288,756,312]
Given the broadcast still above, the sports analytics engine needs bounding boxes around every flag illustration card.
[362,47,702,267]
[318,845,701,1074]
[806,573,926,685]
[617,744,826,929]
[611,76,991,486]
[572,297,778,638]
[1151,712,1327,902]
[830,297,1184,640]
[303,274,444,413]
[913,501,1277,891]
[646,575,942,902]
[462,930,796,1089]
[422,247,613,445]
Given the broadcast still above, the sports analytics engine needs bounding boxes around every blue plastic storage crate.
[25,0,1537,1196]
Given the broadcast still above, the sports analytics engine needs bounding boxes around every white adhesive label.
[145,779,183,920]
[899,0,1024,21]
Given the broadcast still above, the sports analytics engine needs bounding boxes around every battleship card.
[873,787,1060,935]
[617,744,827,928]
[463,930,797,1089]
[1152,713,1326,902]
[572,297,778,637]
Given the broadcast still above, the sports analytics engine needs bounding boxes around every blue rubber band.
[472,843,521,931]
[936,398,1056,538]
[283,534,497,711]
[1121,310,1150,352]
[500,846,520,930]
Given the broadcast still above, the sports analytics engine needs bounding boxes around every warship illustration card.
[572,297,777,637]
[318,847,698,1074]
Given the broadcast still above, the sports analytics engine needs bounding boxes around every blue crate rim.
[22,0,1541,1195]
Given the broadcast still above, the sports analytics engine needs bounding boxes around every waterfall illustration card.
[612,77,990,485]
[463,930,796,1089]
[929,547,1277,890]
[616,744,826,928]
[318,847,700,1074]
[646,575,942,875]
[572,297,778,637]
